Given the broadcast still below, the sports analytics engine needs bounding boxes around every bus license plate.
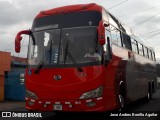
[54,104,62,110]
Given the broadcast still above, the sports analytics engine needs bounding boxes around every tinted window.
[122,33,132,50]
[110,26,122,47]
[144,47,148,58]
[152,52,156,61]
[138,43,144,56]
[131,38,138,53]
[32,11,102,31]
[28,26,102,68]
[148,50,152,59]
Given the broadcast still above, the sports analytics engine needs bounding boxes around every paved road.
[0,101,26,111]
[39,89,160,120]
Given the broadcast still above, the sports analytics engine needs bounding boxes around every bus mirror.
[97,21,109,45]
[104,23,109,27]
[15,30,31,53]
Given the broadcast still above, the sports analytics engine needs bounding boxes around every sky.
[0,0,160,61]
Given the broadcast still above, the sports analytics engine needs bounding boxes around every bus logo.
[54,75,62,80]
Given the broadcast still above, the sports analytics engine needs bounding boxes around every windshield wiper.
[64,39,69,64]
[64,39,83,72]
[35,37,84,73]
[35,40,53,74]
[34,57,44,74]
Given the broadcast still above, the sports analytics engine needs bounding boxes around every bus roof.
[36,3,102,18]
[35,3,154,51]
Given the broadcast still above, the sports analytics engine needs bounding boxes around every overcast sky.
[0,0,160,61]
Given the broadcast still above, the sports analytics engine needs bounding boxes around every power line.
[146,32,160,39]
[118,6,157,18]
[141,31,160,40]
[107,0,128,10]
[140,30,160,36]
[139,33,160,59]
[140,29,160,39]
[132,11,160,28]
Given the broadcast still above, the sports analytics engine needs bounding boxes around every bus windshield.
[28,26,102,68]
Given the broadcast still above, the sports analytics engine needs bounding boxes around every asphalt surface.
[0,101,26,111]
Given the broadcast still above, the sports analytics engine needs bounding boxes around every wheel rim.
[119,94,124,108]
[147,92,150,100]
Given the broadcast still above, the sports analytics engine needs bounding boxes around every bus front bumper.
[25,97,104,111]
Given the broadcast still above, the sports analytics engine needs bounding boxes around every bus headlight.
[79,86,103,99]
[26,90,38,99]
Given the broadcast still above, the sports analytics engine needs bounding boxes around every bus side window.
[131,38,138,53]
[144,47,149,58]
[117,30,122,47]
[138,43,144,56]
[148,50,152,60]
[152,51,156,61]
[110,26,122,47]
[121,33,132,50]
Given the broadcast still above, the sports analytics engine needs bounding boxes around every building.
[0,51,11,101]
[0,51,27,101]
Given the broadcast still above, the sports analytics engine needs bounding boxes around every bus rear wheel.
[147,89,152,101]
[118,94,124,111]
[145,84,152,102]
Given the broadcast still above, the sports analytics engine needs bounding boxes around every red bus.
[15,3,157,111]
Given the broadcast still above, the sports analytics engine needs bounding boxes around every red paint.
[15,30,31,53]
[97,20,106,45]
[24,3,118,112]
[36,3,102,18]
[26,66,104,100]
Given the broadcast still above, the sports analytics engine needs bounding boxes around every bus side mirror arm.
[97,21,109,45]
[15,30,33,53]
